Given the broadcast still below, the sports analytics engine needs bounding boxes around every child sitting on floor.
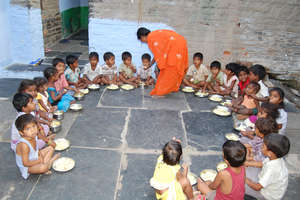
[82,52,102,85]
[246,134,290,200]
[220,63,239,96]
[65,55,88,89]
[101,52,119,85]
[249,64,269,100]
[269,87,287,135]
[119,51,139,87]
[44,67,75,112]
[237,66,250,95]
[15,114,60,179]
[34,77,57,113]
[202,61,224,93]
[197,140,246,200]
[150,139,194,200]
[137,53,155,86]
[183,52,209,89]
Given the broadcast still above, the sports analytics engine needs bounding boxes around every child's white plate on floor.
[200,169,217,182]
[220,99,232,106]
[52,157,75,172]
[107,84,119,90]
[54,138,70,151]
[120,84,134,91]
[195,91,209,98]
[70,103,83,111]
[88,84,100,90]
[187,172,198,186]
[212,106,231,117]
[182,86,195,93]
[216,161,228,172]
[79,88,89,94]
[225,133,240,141]
[209,95,223,102]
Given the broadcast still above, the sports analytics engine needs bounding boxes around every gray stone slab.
[116,154,157,200]
[29,148,120,200]
[67,107,127,148]
[183,112,234,151]
[99,87,143,108]
[127,109,186,149]
[189,155,223,176]
[79,87,104,111]
[0,143,39,200]
[284,174,300,200]
[0,100,16,141]
[0,78,23,98]
[184,93,220,111]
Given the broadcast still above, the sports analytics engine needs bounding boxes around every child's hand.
[172,137,181,143]
[50,141,56,149]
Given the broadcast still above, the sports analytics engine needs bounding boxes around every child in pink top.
[197,140,246,200]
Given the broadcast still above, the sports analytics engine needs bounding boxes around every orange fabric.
[148,30,188,96]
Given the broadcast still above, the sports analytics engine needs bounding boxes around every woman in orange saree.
[137,27,188,96]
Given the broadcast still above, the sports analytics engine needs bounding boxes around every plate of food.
[220,99,232,106]
[225,133,240,141]
[195,91,209,98]
[52,157,75,172]
[216,161,228,172]
[54,138,70,151]
[88,84,100,90]
[234,123,247,132]
[182,86,195,93]
[120,84,135,91]
[187,172,198,186]
[209,94,223,102]
[74,92,84,101]
[70,103,83,111]
[79,88,89,94]
[212,106,231,117]
[50,120,61,128]
[107,84,119,90]
[200,169,217,182]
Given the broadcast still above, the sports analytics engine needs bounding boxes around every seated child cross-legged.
[220,63,239,96]
[119,51,139,87]
[137,53,155,86]
[65,55,88,89]
[197,140,247,200]
[82,52,102,85]
[34,77,57,113]
[101,52,119,85]
[202,61,224,93]
[15,114,60,179]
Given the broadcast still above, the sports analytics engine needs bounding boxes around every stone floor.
[0,81,300,200]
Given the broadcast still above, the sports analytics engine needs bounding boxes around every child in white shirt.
[137,53,155,86]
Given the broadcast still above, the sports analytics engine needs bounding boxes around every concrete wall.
[88,0,300,72]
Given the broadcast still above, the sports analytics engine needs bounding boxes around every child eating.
[137,53,155,86]
[249,64,268,99]
[65,55,88,89]
[220,63,239,96]
[237,66,250,95]
[202,61,224,93]
[15,114,60,179]
[34,77,57,113]
[119,51,139,87]
[83,52,103,85]
[101,52,119,85]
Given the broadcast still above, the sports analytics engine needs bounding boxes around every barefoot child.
[34,77,57,113]
[65,55,88,89]
[119,51,138,87]
[82,52,102,84]
[137,53,155,86]
[197,140,246,200]
[101,52,119,85]
[202,61,224,93]
[237,66,250,95]
[15,114,60,179]
[220,63,239,96]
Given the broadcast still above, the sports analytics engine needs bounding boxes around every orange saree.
[148,30,188,96]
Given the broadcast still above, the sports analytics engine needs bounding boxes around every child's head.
[15,114,38,139]
[262,133,290,159]
[52,58,65,73]
[193,52,203,66]
[66,55,79,69]
[210,61,221,75]
[122,51,132,66]
[258,102,279,120]
[225,63,239,77]
[223,140,246,167]
[162,140,182,166]
[142,53,151,67]
[245,81,260,95]
[33,77,48,93]
[89,52,99,67]
[237,66,249,83]
[44,67,58,82]
[269,87,285,109]
[255,117,278,138]
[18,79,37,98]
[103,52,115,66]
[13,93,35,113]
[249,64,266,82]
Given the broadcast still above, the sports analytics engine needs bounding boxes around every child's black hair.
[237,65,249,76]
[52,58,65,67]
[225,63,239,75]
[122,51,132,61]
[210,61,221,70]
[264,133,290,158]
[89,52,99,60]
[248,81,260,94]
[33,77,48,89]
[18,79,36,93]
[44,67,57,80]
[256,117,278,135]
[193,52,203,60]
[162,140,182,166]
[269,87,285,109]
[103,52,115,61]
[137,27,151,40]
[223,140,246,167]
[66,55,78,66]
[12,93,33,112]
[15,114,37,132]
[141,53,151,61]
[249,64,266,80]
[260,102,280,120]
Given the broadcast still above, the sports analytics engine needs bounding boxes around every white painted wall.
[0,0,12,67]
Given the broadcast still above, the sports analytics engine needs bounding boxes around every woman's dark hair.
[162,140,182,166]
[103,52,115,61]
[33,77,48,88]
[122,51,132,61]
[269,87,285,109]
[225,63,240,75]
[89,52,99,60]
[249,64,266,80]
[44,67,57,80]
[264,133,290,158]
[193,52,203,60]
[256,117,278,135]
[66,55,78,66]
[15,114,37,132]
[223,140,246,167]
[137,27,151,40]
[12,93,33,112]
[52,58,65,67]
[260,102,280,120]
[142,53,151,61]
[18,79,36,93]
[237,65,249,76]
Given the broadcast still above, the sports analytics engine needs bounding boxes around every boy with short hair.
[119,51,138,87]
[65,55,88,89]
[101,52,119,85]
[82,52,102,84]
[202,61,224,92]
[137,53,155,86]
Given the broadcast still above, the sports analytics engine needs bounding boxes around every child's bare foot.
[49,153,61,169]
[44,170,52,175]
[47,134,56,140]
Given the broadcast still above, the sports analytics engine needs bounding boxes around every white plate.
[54,138,70,151]
[220,100,232,106]
[195,91,209,97]
[225,133,240,141]
[107,84,119,90]
[70,103,83,111]
[209,95,223,102]
[200,169,217,182]
[79,88,89,94]
[53,110,64,115]
[216,161,228,172]
[212,108,231,116]
[120,84,134,91]
[50,120,61,128]
[88,84,100,90]
[52,157,75,172]
[187,172,197,185]
[74,92,84,98]
[182,87,195,93]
